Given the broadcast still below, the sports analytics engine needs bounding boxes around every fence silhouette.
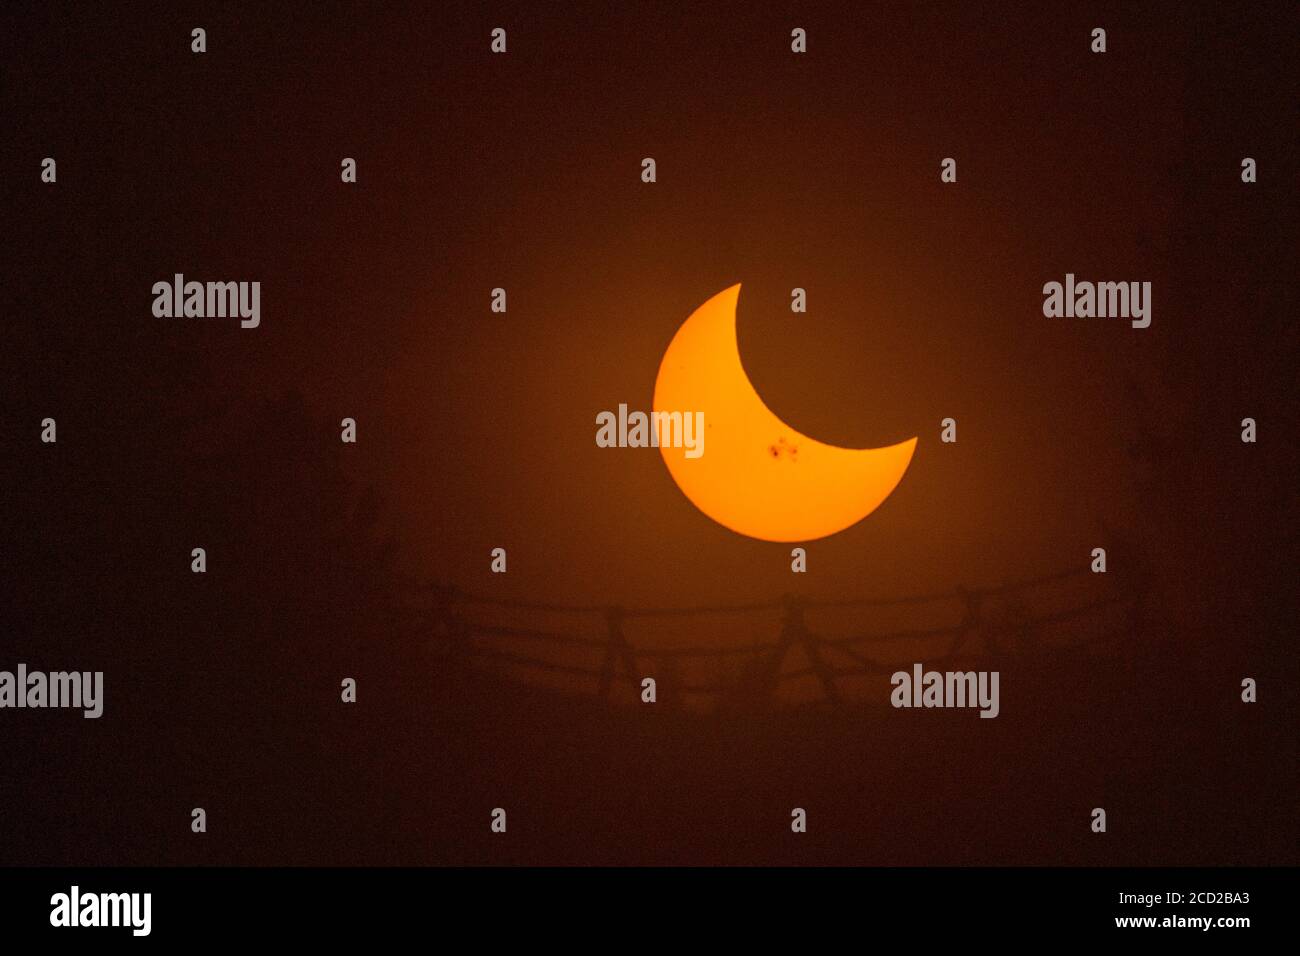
[397,567,1141,710]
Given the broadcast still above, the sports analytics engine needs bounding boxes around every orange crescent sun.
[652,284,916,542]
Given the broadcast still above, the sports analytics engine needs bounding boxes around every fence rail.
[396,567,1139,708]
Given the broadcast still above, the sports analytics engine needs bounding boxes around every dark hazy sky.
[5,0,1291,620]
[3,0,1295,868]
[8,2,1294,618]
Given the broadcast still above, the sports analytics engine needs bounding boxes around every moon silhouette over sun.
[652,284,917,542]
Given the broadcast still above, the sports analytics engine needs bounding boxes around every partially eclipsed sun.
[652,284,917,542]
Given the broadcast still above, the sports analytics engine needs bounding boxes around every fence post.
[766,595,840,706]
[597,606,637,700]
[946,586,984,659]
[792,596,840,706]
[425,583,464,662]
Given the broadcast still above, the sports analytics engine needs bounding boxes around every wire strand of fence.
[411,565,1136,706]
[401,564,1095,618]
[458,620,1132,695]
